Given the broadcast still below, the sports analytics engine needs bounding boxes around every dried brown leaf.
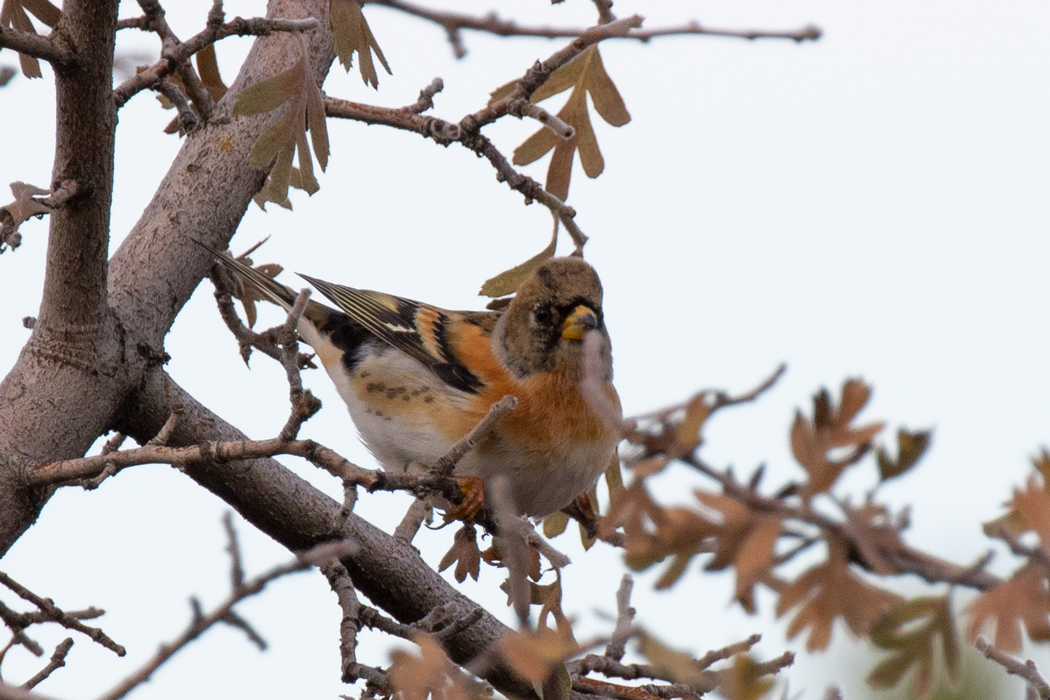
[479,221,558,297]
[0,181,50,234]
[543,511,570,539]
[637,633,706,685]
[876,428,932,482]
[389,633,471,700]
[331,0,390,89]
[1,0,60,78]
[196,44,228,101]
[968,564,1050,652]
[717,654,775,700]
[867,595,959,697]
[511,46,630,201]
[438,524,480,583]
[1012,476,1050,548]
[499,628,576,686]
[233,37,329,205]
[775,539,903,651]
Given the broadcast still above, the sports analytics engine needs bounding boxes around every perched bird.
[195,240,622,518]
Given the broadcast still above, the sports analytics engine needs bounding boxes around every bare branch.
[277,289,322,441]
[432,395,518,477]
[0,573,124,657]
[518,101,575,140]
[364,1,820,51]
[406,77,445,115]
[0,26,69,65]
[26,437,376,488]
[394,498,431,542]
[604,574,634,662]
[21,638,73,690]
[975,636,1050,699]
[154,80,200,132]
[112,16,321,108]
[97,539,357,700]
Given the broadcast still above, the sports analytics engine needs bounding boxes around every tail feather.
[190,237,299,311]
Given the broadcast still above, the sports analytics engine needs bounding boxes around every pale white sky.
[1,1,1048,698]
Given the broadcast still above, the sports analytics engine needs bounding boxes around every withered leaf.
[511,46,630,202]
[1010,476,1050,548]
[876,428,932,482]
[603,452,625,501]
[499,627,576,687]
[196,44,228,101]
[717,654,775,700]
[331,0,390,89]
[0,181,50,239]
[775,538,903,651]
[601,480,667,558]
[791,378,885,498]
[479,220,558,298]
[389,633,473,700]
[543,511,570,539]
[674,393,713,457]
[867,595,959,696]
[438,524,480,583]
[696,491,780,612]
[967,564,1050,652]
[532,574,575,642]
[983,448,1050,539]
[0,0,61,79]
[233,36,329,205]
[637,632,707,686]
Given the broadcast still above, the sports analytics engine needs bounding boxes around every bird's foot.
[443,476,486,523]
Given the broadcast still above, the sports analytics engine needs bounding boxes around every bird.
[193,239,622,519]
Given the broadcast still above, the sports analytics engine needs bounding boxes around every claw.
[443,476,486,523]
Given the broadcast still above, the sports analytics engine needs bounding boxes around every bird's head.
[493,257,612,381]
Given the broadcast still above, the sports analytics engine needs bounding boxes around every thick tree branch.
[0,26,69,65]
[112,370,535,698]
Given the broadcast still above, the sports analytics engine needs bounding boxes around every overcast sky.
[1,1,1048,698]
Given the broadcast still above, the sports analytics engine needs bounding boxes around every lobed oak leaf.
[695,491,780,612]
[196,44,228,101]
[876,428,932,482]
[637,632,707,686]
[0,0,60,79]
[390,633,473,700]
[1034,447,1050,483]
[479,221,558,298]
[791,379,884,497]
[511,46,630,201]
[331,0,390,89]
[982,448,1050,539]
[840,503,903,575]
[438,524,480,583]
[1010,476,1050,548]
[775,539,903,651]
[867,595,959,696]
[234,37,329,205]
[673,394,713,457]
[717,654,776,700]
[499,627,576,687]
[601,480,667,557]
[0,181,50,243]
[532,574,575,642]
[967,564,1050,652]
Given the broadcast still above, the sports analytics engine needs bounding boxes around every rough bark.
[118,371,529,696]
[0,0,333,554]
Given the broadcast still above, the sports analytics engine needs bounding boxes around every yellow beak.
[562,304,599,340]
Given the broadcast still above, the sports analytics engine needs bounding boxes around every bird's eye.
[532,305,552,325]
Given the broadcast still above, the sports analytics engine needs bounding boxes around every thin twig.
[975,636,1050,699]
[432,396,518,476]
[154,80,200,132]
[277,289,322,441]
[365,0,820,48]
[605,575,634,662]
[394,498,431,542]
[97,539,358,700]
[0,573,124,656]
[113,16,320,107]
[20,638,72,690]
[406,77,444,114]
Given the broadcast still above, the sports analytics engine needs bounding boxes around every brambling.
[196,241,622,518]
